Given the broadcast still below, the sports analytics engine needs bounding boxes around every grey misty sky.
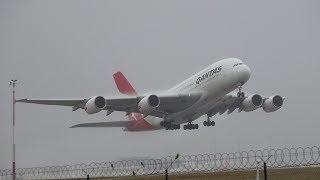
[0,0,320,169]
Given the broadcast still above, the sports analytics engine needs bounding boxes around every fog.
[1,0,319,169]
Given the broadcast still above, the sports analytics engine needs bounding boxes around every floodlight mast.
[9,80,17,180]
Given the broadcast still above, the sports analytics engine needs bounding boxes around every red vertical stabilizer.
[112,71,153,131]
[113,71,137,96]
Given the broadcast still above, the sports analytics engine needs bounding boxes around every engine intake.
[148,95,160,107]
[263,95,284,112]
[138,94,160,116]
[242,94,263,112]
[85,96,106,114]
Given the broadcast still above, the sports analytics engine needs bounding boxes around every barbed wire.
[1,145,319,179]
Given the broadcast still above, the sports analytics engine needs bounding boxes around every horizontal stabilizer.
[70,121,131,128]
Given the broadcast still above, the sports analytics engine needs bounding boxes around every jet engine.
[85,96,106,114]
[262,95,284,112]
[138,94,160,116]
[242,94,263,112]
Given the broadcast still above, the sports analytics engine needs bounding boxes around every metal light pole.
[9,80,17,180]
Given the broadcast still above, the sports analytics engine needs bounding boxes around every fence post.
[165,169,168,180]
[256,161,260,180]
[263,162,267,180]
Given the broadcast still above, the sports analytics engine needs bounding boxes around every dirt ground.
[93,167,320,180]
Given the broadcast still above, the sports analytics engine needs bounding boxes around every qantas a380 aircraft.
[17,58,285,131]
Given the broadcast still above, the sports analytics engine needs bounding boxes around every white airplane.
[17,58,285,131]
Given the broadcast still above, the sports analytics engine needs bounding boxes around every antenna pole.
[9,80,17,180]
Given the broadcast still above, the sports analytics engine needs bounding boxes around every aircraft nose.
[241,64,251,83]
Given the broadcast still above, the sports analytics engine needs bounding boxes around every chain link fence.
[1,145,319,179]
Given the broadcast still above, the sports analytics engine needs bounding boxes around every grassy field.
[92,167,320,180]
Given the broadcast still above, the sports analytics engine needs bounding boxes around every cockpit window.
[233,63,243,67]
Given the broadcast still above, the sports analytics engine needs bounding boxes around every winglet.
[113,71,137,96]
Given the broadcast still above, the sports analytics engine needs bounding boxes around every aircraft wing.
[16,98,87,112]
[17,92,202,118]
[70,121,131,128]
[17,99,86,106]
[105,93,202,117]
[206,92,285,116]
[206,93,245,116]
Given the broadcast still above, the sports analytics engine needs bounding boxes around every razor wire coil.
[1,145,319,179]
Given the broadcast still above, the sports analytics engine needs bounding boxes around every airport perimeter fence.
[1,145,320,179]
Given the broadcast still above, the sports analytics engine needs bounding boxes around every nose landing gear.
[237,86,245,98]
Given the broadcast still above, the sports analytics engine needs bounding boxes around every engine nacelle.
[85,96,106,114]
[262,95,284,112]
[242,94,263,112]
[138,94,160,116]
